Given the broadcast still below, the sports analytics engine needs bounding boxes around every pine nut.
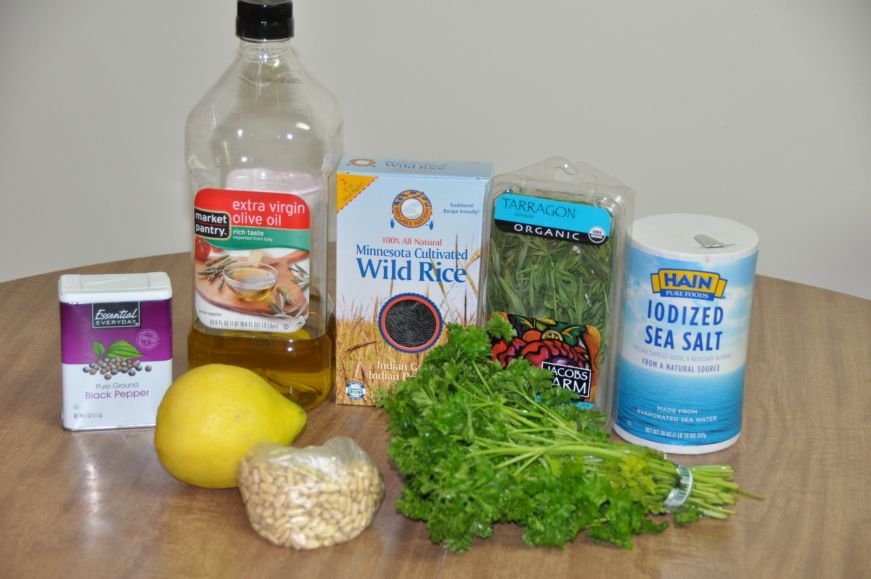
[237,438,385,550]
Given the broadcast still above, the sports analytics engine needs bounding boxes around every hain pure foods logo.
[390,190,433,229]
[650,269,727,301]
[91,302,141,329]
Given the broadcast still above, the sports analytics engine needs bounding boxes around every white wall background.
[1,0,869,299]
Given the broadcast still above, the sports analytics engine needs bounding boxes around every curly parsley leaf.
[378,321,750,551]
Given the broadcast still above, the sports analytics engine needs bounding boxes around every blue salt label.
[614,215,758,454]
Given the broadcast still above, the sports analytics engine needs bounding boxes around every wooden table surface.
[1,253,869,579]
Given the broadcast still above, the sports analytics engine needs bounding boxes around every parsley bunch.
[378,317,750,551]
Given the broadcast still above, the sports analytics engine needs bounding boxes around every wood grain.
[0,254,868,578]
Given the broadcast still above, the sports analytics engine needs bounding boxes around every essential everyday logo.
[92,302,141,329]
[650,269,727,301]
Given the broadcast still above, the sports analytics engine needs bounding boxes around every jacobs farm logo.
[391,190,433,229]
[650,269,727,301]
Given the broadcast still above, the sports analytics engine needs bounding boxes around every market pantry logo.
[91,302,141,329]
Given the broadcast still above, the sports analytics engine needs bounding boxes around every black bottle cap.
[236,0,294,41]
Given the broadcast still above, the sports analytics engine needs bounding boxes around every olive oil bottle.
[185,0,342,408]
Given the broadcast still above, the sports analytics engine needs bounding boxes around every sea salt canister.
[59,273,173,430]
[613,214,759,454]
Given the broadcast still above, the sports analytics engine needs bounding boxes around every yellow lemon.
[154,364,307,489]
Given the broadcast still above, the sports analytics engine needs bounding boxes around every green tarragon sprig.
[377,316,755,551]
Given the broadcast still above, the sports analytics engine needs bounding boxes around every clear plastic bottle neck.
[238,38,296,65]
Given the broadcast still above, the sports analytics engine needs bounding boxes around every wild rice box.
[334,157,492,405]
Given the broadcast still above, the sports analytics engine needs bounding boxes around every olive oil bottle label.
[193,187,312,334]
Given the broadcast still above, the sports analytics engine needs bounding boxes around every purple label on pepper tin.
[60,299,172,364]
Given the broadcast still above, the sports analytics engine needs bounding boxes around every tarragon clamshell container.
[478,158,634,424]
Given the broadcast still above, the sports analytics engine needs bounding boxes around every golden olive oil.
[223,264,278,302]
[188,297,333,410]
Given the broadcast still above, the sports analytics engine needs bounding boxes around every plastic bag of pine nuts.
[237,437,385,550]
